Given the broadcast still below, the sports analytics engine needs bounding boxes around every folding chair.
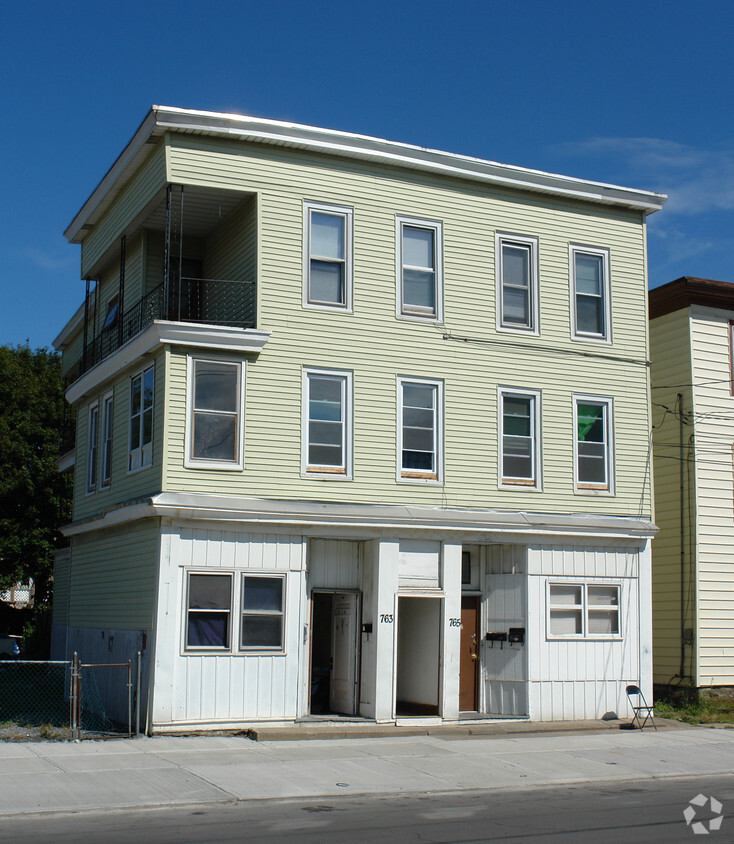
[626,684,657,731]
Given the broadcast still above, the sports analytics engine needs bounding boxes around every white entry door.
[329,593,359,715]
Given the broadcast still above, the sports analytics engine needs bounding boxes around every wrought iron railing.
[82,278,256,374]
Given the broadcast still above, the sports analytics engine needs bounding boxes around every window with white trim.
[571,245,610,341]
[548,582,620,638]
[304,201,352,309]
[397,217,442,320]
[87,402,99,493]
[398,378,442,481]
[303,368,351,476]
[101,393,113,487]
[496,234,538,332]
[499,389,541,488]
[185,572,233,650]
[240,575,285,650]
[129,365,154,472]
[574,396,613,492]
[187,358,244,468]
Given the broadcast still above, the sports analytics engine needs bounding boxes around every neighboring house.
[51,106,665,732]
[650,277,734,695]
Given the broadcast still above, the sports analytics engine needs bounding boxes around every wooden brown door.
[459,595,479,711]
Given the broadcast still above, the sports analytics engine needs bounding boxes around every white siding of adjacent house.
[689,304,734,686]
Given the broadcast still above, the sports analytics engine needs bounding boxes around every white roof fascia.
[65,106,667,243]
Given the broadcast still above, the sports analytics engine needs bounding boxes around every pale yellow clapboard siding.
[68,519,160,629]
[81,142,167,278]
[649,307,694,684]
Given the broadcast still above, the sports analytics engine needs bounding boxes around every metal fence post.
[135,651,142,736]
[126,659,132,738]
[70,652,80,742]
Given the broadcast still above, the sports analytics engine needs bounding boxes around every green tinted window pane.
[504,397,531,436]
[577,404,604,442]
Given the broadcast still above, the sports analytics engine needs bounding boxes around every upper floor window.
[304,201,353,310]
[129,365,154,472]
[101,392,113,488]
[570,245,611,341]
[499,389,541,489]
[496,234,539,333]
[87,402,99,493]
[302,368,352,477]
[398,377,442,482]
[547,582,621,638]
[187,358,244,469]
[574,395,613,493]
[397,217,443,321]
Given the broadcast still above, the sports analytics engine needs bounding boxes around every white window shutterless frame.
[87,401,99,493]
[303,201,353,311]
[570,245,611,342]
[398,377,442,482]
[129,365,154,472]
[547,581,621,639]
[302,368,352,478]
[498,388,541,489]
[185,357,245,470]
[496,233,539,333]
[573,395,614,493]
[396,216,443,321]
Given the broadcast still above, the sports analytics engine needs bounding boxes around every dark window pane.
[309,420,342,447]
[194,412,237,461]
[503,286,530,324]
[402,383,434,409]
[143,369,154,409]
[403,407,435,428]
[310,261,344,304]
[403,269,435,310]
[131,378,141,416]
[579,455,606,484]
[241,615,283,648]
[577,295,603,335]
[461,550,472,584]
[142,407,153,446]
[577,405,604,442]
[309,444,343,466]
[402,449,434,471]
[189,574,232,609]
[187,612,229,648]
[504,397,531,436]
[243,577,283,611]
[502,244,529,288]
[195,361,238,412]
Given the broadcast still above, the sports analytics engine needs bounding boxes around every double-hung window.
[397,217,443,320]
[87,402,99,493]
[184,571,285,653]
[548,582,621,638]
[570,245,611,341]
[574,396,613,492]
[303,368,351,477]
[304,201,352,310]
[187,358,244,469]
[101,393,113,488]
[497,234,538,332]
[499,389,541,489]
[398,378,442,481]
[129,365,154,472]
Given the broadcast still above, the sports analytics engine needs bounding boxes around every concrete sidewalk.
[1,722,733,817]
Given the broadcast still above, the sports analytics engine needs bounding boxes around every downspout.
[679,393,686,681]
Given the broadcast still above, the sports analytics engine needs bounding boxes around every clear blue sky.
[2,0,733,349]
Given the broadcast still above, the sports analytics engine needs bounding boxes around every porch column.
[441,541,462,720]
[639,538,654,701]
[373,539,399,722]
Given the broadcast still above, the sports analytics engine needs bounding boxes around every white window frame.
[86,401,99,494]
[496,233,539,334]
[498,388,542,490]
[184,571,233,652]
[239,574,286,653]
[397,376,443,483]
[182,569,287,655]
[185,356,245,470]
[570,244,611,343]
[101,391,113,488]
[303,201,353,312]
[546,580,622,640]
[396,216,443,322]
[573,394,614,494]
[128,365,154,473]
[301,367,353,479]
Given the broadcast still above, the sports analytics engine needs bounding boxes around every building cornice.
[65,106,666,242]
[649,276,734,320]
[62,492,657,541]
[65,321,271,404]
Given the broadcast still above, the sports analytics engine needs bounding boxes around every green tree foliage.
[0,345,74,605]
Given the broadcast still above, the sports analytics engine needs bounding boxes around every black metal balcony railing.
[82,278,256,375]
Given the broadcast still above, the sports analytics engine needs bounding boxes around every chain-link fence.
[0,653,140,740]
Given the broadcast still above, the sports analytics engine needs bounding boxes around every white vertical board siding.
[689,305,734,685]
[527,544,641,721]
[153,524,306,726]
[398,539,441,588]
[308,539,361,589]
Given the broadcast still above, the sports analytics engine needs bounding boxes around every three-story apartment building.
[52,106,665,731]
